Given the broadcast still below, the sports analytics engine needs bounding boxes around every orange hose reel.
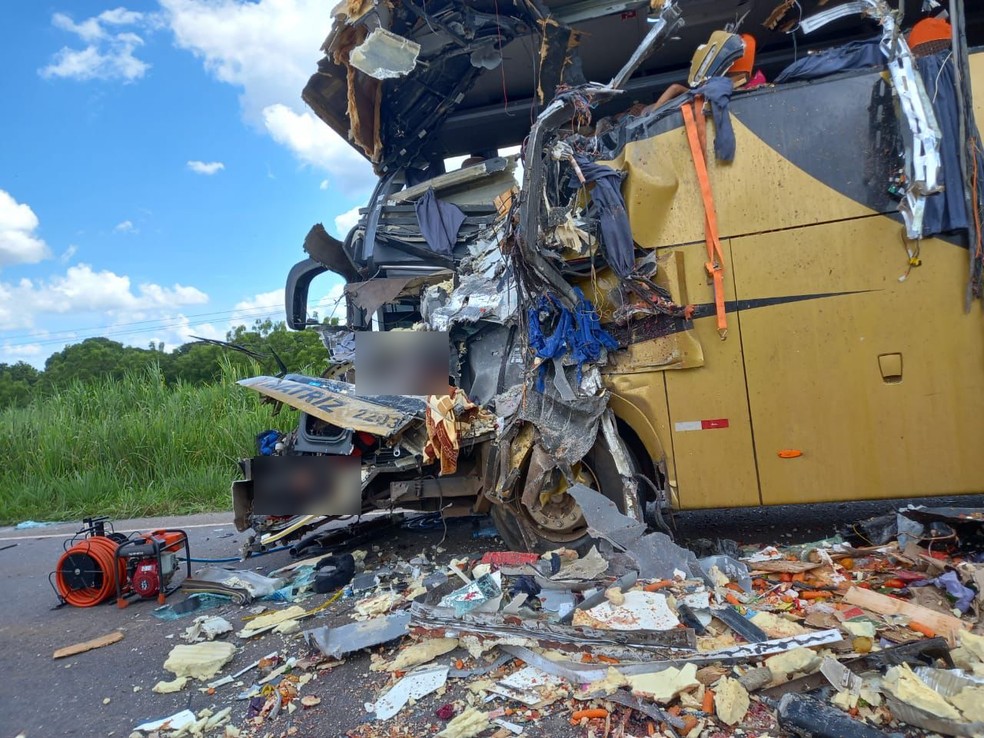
[54,535,127,607]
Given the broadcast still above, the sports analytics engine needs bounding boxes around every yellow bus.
[235,0,984,554]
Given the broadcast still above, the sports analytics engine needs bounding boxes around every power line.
[2,303,288,346]
[1,295,346,350]
[0,302,287,342]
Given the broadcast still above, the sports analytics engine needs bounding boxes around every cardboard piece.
[53,630,123,660]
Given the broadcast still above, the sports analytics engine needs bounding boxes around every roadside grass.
[0,361,297,525]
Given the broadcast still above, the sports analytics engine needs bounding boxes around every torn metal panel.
[517,383,608,466]
[599,407,640,521]
[568,482,646,549]
[457,325,524,406]
[798,2,867,34]
[696,630,843,665]
[865,0,943,238]
[427,273,519,332]
[306,2,534,173]
[389,157,516,205]
[537,17,587,104]
[238,375,421,437]
[520,444,558,514]
[568,483,704,580]
[610,0,684,89]
[346,272,451,316]
[304,223,361,281]
[304,611,411,659]
[412,581,697,654]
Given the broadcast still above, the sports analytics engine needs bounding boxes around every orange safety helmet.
[730,34,756,75]
[908,16,951,49]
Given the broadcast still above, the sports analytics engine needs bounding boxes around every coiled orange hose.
[55,536,124,607]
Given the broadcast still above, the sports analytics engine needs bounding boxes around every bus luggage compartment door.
[732,217,984,506]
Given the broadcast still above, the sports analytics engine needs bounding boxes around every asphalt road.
[2,494,982,738]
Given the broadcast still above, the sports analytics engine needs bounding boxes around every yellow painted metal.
[587,53,984,511]
[606,114,879,250]
[973,53,984,123]
[661,239,761,509]
[733,217,984,505]
[604,252,705,373]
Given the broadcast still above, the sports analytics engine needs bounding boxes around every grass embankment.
[0,363,296,525]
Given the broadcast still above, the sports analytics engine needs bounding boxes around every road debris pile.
[231,0,984,568]
[116,502,984,737]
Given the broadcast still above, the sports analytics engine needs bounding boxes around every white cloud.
[114,219,135,233]
[333,205,361,238]
[41,8,150,82]
[0,264,208,331]
[162,0,330,119]
[0,190,50,268]
[1,343,43,359]
[319,179,329,190]
[227,284,343,331]
[52,13,106,42]
[263,105,372,189]
[59,245,78,264]
[223,290,282,329]
[162,0,373,191]
[98,8,146,27]
[187,160,225,175]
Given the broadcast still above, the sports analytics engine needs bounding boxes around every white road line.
[0,521,235,542]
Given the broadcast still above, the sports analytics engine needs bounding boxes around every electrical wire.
[177,543,291,564]
[2,302,292,344]
[3,294,346,350]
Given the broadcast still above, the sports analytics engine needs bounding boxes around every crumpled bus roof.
[302,0,878,173]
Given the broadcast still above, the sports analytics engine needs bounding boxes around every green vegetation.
[0,320,329,524]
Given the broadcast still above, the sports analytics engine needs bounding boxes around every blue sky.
[0,0,376,366]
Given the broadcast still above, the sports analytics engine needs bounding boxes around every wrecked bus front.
[236,1,984,555]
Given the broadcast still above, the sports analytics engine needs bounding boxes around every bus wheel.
[490,433,632,554]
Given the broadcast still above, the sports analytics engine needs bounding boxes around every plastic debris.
[134,709,198,733]
[438,572,502,616]
[182,616,233,643]
[372,665,449,720]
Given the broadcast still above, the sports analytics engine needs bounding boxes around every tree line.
[0,319,333,409]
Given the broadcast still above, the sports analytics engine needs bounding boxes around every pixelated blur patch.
[251,455,361,516]
[355,331,450,396]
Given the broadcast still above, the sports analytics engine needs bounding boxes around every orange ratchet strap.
[681,96,728,339]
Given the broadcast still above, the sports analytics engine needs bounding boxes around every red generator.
[114,529,191,606]
[52,518,191,608]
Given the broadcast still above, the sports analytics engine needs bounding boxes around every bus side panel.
[663,239,762,510]
[733,217,984,505]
